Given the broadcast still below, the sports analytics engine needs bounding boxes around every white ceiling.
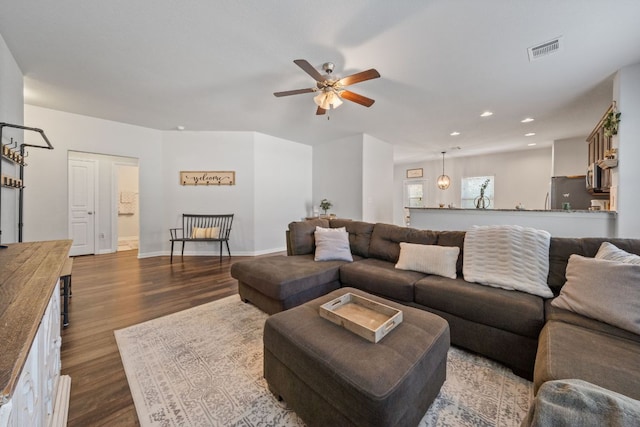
[2,1,640,163]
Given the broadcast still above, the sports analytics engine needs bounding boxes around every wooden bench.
[169,214,234,263]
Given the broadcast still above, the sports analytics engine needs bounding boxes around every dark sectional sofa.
[230,218,640,403]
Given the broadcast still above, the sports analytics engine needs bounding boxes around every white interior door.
[68,159,96,256]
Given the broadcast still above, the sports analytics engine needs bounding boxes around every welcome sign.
[180,171,236,186]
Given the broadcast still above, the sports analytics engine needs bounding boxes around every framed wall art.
[406,168,423,179]
[180,171,236,186]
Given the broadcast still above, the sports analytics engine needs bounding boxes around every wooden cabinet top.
[0,240,71,401]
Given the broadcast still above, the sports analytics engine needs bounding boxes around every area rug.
[115,296,533,427]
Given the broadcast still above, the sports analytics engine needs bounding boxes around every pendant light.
[437,151,450,190]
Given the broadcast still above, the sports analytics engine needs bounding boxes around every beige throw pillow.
[595,242,640,265]
[314,226,353,262]
[395,242,459,279]
[191,227,220,239]
[551,254,640,335]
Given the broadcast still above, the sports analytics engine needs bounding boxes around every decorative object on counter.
[604,148,617,160]
[562,202,571,211]
[603,106,621,137]
[406,167,423,178]
[439,203,445,208]
[474,178,491,209]
[437,151,450,190]
[597,158,618,169]
[516,202,525,210]
[319,198,332,215]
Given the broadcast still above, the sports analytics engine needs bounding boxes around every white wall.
[24,105,164,255]
[161,131,312,255]
[23,107,313,257]
[553,137,588,176]
[161,131,256,255]
[394,147,553,225]
[0,33,24,244]
[312,133,394,223]
[362,134,393,223]
[614,63,640,238]
[254,132,312,253]
[313,135,363,220]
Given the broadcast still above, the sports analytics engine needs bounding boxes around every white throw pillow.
[191,227,220,239]
[395,242,459,279]
[552,254,640,335]
[314,226,353,262]
[595,242,640,265]
[463,225,553,298]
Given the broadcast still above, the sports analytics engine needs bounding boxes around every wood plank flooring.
[60,250,259,426]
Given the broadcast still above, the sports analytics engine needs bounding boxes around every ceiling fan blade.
[340,90,375,107]
[294,59,325,82]
[338,69,380,87]
[274,88,315,97]
[316,106,327,115]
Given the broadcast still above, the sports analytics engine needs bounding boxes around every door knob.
[88,211,93,215]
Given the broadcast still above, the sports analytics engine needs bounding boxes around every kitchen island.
[407,207,617,237]
[0,240,72,427]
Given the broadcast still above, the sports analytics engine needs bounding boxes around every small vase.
[474,194,490,209]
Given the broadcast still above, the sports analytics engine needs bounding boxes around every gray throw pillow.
[551,254,640,335]
[314,226,353,262]
[595,241,640,264]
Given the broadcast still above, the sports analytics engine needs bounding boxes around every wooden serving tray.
[319,293,403,343]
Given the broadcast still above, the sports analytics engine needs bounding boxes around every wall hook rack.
[0,122,54,248]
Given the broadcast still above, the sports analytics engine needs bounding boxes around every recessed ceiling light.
[521,117,535,123]
[528,142,537,146]
[450,131,460,136]
[480,111,493,117]
[525,132,536,137]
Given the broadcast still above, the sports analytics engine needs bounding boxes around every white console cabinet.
[0,241,72,427]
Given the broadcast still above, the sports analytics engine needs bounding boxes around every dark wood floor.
[61,250,255,426]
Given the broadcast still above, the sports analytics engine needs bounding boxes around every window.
[404,180,427,208]
[461,176,494,208]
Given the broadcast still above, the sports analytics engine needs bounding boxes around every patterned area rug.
[115,295,533,426]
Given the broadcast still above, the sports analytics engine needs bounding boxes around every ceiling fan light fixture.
[313,91,343,110]
[437,151,450,190]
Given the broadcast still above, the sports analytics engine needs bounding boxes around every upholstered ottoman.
[263,287,450,427]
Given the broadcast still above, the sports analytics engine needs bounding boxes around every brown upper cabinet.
[586,103,617,192]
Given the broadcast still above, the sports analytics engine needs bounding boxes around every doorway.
[115,164,139,252]
[403,179,427,226]
[68,152,140,255]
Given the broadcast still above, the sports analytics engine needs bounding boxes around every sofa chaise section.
[233,254,345,315]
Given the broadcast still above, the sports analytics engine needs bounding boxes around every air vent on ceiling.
[528,36,562,62]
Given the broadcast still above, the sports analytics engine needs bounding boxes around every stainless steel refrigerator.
[549,176,595,210]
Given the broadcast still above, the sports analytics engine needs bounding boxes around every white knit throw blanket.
[463,225,553,298]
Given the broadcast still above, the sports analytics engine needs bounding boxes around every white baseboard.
[141,247,287,259]
[50,375,71,427]
[138,251,165,259]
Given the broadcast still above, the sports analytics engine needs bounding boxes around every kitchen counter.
[0,240,71,410]
[407,207,617,237]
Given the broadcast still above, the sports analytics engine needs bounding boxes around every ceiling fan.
[274,59,381,115]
